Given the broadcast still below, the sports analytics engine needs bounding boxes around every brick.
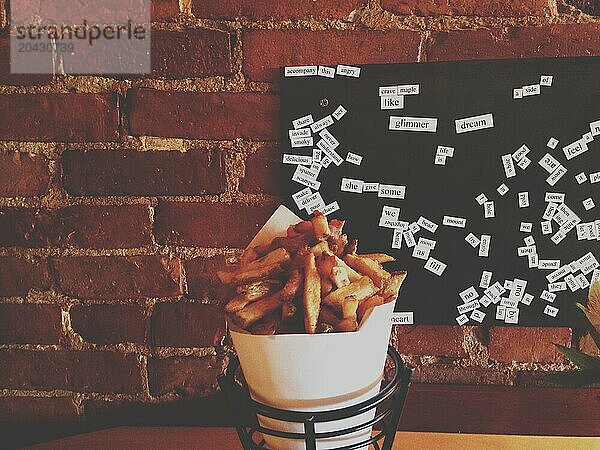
[0,35,53,86]
[488,327,572,363]
[0,304,63,344]
[0,257,51,296]
[151,30,232,78]
[0,151,51,197]
[52,256,184,299]
[10,0,149,23]
[62,149,225,196]
[0,350,143,393]
[154,202,277,246]
[147,355,227,396]
[152,302,226,347]
[193,0,367,20]
[241,144,283,195]
[54,205,153,248]
[382,0,552,16]
[127,89,278,140]
[70,304,147,344]
[426,24,600,62]
[185,255,232,300]
[0,397,78,423]
[243,30,422,82]
[394,326,467,357]
[0,93,119,142]
[0,206,152,248]
[515,369,600,388]
[412,365,509,385]
[0,208,49,247]
[152,0,180,20]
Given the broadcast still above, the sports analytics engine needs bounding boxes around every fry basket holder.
[218,345,413,450]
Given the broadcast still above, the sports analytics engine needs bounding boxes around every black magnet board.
[279,57,600,326]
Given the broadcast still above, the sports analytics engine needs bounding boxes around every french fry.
[252,247,292,267]
[280,269,303,303]
[251,243,273,258]
[240,247,259,266]
[342,296,359,319]
[347,239,358,254]
[225,295,252,313]
[357,295,385,322]
[318,304,341,325]
[249,312,281,335]
[221,215,407,334]
[310,241,330,257]
[321,276,334,299]
[281,301,297,320]
[381,271,407,301]
[226,282,282,313]
[292,245,310,264]
[335,317,358,332]
[358,253,396,264]
[331,266,350,289]
[303,252,322,334]
[294,220,314,234]
[233,293,282,329]
[236,279,282,298]
[316,322,334,333]
[328,233,348,257]
[312,211,331,241]
[269,232,315,254]
[334,256,361,282]
[219,262,287,285]
[343,254,391,288]
[287,224,300,237]
[316,254,336,278]
[323,276,376,308]
[328,219,345,239]
[218,247,291,284]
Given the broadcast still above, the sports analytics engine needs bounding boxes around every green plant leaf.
[554,344,600,370]
[548,369,600,387]
[576,302,600,350]
[575,281,600,332]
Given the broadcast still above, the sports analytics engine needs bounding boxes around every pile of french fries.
[218,211,406,335]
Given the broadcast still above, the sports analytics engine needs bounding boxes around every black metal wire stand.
[218,346,413,450]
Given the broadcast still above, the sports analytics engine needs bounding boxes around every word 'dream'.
[455,113,494,134]
[389,116,438,132]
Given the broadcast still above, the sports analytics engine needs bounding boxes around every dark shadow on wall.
[0,394,235,449]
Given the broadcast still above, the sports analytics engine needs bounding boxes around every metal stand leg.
[382,366,413,450]
[304,417,317,450]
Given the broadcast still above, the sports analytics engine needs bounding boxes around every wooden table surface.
[25,427,600,450]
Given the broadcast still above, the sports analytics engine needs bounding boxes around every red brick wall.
[0,0,598,440]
